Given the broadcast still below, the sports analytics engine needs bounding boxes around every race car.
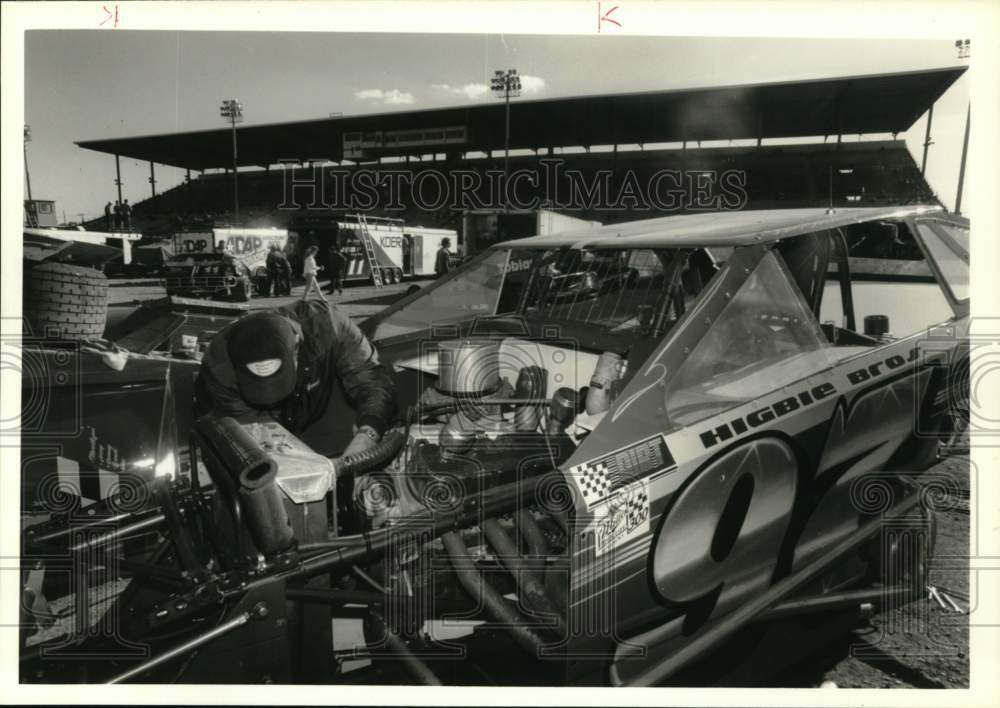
[161,253,255,302]
[18,205,969,686]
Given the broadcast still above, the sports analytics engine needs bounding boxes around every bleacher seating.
[88,140,939,238]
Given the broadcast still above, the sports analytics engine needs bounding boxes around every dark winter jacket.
[195,299,397,435]
[434,247,451,277]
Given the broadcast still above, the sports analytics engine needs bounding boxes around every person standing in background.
[301,245,324,301]
[275,245,292,296]
[326,242,348,295]
[104,202,113,231]
[216,243,237,298]
[122,199,132,230]
[434,237,452,278]
[265,244,281,296]
[112,201,122,230]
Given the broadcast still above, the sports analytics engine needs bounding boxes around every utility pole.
[920,104,934,175]
[955,104,970,216]
[491,69,521,207]
[23,125,33,201]
[115,154,123,204]
[220,99,244,224]
[954,39,971,215]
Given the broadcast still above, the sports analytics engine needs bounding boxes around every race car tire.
[232,278,252,303]
[23,261,108,340]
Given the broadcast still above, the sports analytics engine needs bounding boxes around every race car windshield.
[371,246,720,341]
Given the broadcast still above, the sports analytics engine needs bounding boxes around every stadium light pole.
[220,99,244,224]
[491,69,521,207]
[23,125,33,202]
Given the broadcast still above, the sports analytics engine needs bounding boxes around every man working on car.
[195,299,397,458]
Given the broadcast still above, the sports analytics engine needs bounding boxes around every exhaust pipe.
[441,530,547,657]
[366,611,442,686]
[482,519,565,639]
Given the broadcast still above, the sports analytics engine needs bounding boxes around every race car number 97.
[652,438,797,614]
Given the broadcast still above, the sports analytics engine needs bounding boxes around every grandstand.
[99,140,934,237]
[76,67,962,239]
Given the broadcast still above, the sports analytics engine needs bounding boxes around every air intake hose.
[514,366,548,432]
[195,416,295,556]
[334,427,408,479]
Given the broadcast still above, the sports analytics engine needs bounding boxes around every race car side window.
[914,221,969,303]
[665,250,836,426]
[820,221,954,339]
[776,231,830,317]
[371,248,509,339]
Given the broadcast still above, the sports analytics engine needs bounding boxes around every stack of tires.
[23,262,109,340]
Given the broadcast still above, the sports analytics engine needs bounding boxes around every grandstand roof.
[76,66,965,171]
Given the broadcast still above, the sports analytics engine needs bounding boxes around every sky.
[23,31,970,222]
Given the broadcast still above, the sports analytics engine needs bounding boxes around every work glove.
[342,424,380,458]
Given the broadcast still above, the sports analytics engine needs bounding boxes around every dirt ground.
[778,453,971,688]
[102,278,972,689]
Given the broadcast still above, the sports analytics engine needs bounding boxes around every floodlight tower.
[220,99,244,224]
[491,69,521,204]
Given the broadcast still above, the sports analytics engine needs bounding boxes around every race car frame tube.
[106,609,254,684]
[26,507,164,547]
[754,584,920,623]
[610,484,924,686]
[290,470,563,579]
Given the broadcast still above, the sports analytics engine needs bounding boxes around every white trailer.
[338,221,454,281]
[286,216,456,284]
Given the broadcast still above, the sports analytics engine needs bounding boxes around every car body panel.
[367,205,967,680]
[493,205,942,250]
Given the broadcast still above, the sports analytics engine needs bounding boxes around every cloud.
[433,75,545,101]
[354,88,415,105]
[433,82,490,100]
[519,75,545,94]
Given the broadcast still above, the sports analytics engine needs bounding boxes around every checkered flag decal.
[576,459,612,506]
[570,435,674,510]
[625,485,649,528]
